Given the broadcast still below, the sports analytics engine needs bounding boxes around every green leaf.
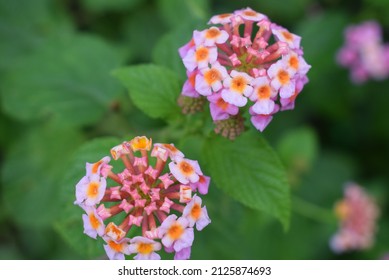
[203,132,290,229]
[113,64,182,121]
[277,126,319,173]
[0,35,124,126]
[1,122,83,227]
[54,137,121,259]
[157,0,210,29]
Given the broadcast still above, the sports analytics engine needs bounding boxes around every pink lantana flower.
[271,24,301,50]
[194,27,229,47]
[86,156,111,179]
[267,60,296,99]
[81,206,105,239]
[330,183,380,253]
[178,7,311,137]
[221,70,254,107]
[337,20,389,83]
[249,76,277,115]
[183,195,211,231]
[190,175,211,195]
[208,93,239,121]
[103,237,131,260]
[159,215,194,253]
[235,7,267,22]
[208,13,233,25]
[74,136,211,260]
[75,175,106,206]
[195,62,228,96]
[250,105,279,132]
[168,158,203,184]
[128,237,162,260]
[174,246,192,260]
[183,45,218,71]
[153,143,184,162]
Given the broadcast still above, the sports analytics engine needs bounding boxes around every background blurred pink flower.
[337,20,389,83]
[330,183,380,253]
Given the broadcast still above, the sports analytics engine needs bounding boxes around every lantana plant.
[75,136,211,260]
[178,7,311,138]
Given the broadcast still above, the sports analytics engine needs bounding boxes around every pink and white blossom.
[169,158,203,184]
[267,60,296,99]
[194,27,229,47]
[81,206,105,239]
[183,45,218,71]
[179,8,310,136]
[208,93,239,121]
[128,237,162,260]
[103,237,131,260]
[183,195,211,231]
[159,215,194,252]
[195,62,228,96]
[75,136,211,260]
[221,70,254,107]
[75,176,106,206]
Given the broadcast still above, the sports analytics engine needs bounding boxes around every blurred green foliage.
[0,0,389,260]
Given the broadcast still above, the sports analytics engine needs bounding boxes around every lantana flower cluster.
[337,20,389,84]
[178,7,311,138]
[330,183,379,253]
[75,136,211,260]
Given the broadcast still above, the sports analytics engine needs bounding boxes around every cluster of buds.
[75,136,211,260]
[337,20,389,84]
[330,183,380,253]
[178,7,310,137]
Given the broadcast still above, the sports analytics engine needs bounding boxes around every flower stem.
[292,195,337,225]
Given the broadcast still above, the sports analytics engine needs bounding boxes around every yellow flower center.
[137,243,154,255]
[195,47,209,62]
[244,10,257,17]
[204,68,221,85]
[89,213,100,229]
[335,201,350,221]
[179,161,194,175]
[168,223,184,240]
[282,31,293,41]
[289,56,299,70]
[205,27,221,39]
[87,182,99,198]
[231,76,247,93]
[218,13,232,19]
[92,160,102,174]
[162,143,178,153]
[190,204,202,220]
[257,85,271,99]
[277,70,290,85]
[108,241,123,252]
[131,136,151,151]
[188,72,196,87]
[216,97,229,110]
